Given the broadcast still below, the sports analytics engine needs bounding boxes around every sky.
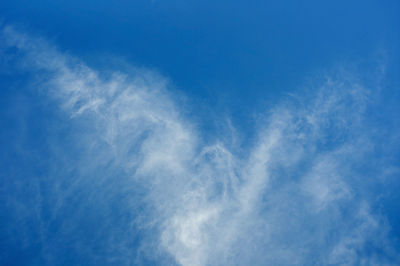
[0,1,399,266]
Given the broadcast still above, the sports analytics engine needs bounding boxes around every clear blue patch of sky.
[1,0,399,134]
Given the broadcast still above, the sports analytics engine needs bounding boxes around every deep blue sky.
[1,0,399,121]
[1,1,400,266]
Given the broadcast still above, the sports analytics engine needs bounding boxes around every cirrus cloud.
[1,26,399,266]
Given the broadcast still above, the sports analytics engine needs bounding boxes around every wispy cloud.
[1,26,399,265]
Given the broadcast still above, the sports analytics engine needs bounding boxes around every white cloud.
[1,26,399,265]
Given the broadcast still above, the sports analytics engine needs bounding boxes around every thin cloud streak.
[1,26,399,265]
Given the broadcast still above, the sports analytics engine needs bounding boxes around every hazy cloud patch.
[1,26,399,266]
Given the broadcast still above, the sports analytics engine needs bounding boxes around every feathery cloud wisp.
[1,26,399,265]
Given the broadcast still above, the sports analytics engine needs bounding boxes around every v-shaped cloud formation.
[1,26,399,265]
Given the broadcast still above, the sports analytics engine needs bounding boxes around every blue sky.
[0,1,400,265]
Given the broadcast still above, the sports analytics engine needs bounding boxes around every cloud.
[1,26,399,265]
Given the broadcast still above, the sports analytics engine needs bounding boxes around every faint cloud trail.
[1,26,399,266]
